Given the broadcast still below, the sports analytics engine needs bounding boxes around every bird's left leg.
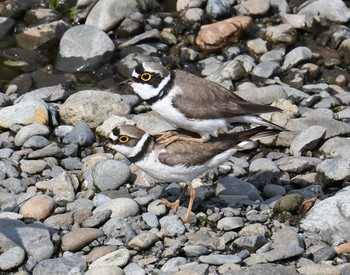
[184,183,196,223]
[161,183,188,213]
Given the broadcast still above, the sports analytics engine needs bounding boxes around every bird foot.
[161,198,180,213]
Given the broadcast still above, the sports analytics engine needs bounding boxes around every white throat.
[131,73,171,101]
[108,133,150,158]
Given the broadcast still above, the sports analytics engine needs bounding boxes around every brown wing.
[172,70,280,120]
[157,126,278,167]
[158,139,233,167]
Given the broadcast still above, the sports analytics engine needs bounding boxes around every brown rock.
[73,209,93,224]
[61,228,104,252]
[86,246,117,263]
[19,194,56,220]
[196,16,253,53]
[128,232,159,251]
[301,63,320,78]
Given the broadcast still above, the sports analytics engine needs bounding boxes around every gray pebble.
[62,121,95,146]
[82,209,112,228]
[263,184,286,198]
[32,253,86,275]
[142,212,159,228]
[0,219,54,262]
[1,177,27,194]
[182,245,209,257]
[22,135,50,149]
[217,217,244,231]
[60,157,82,170]
[102,217,136,242]
[0,246,26,271]
[147,199,167,216]
[84,159,130,191]
[290,126,327,156]
[14,124,50,147]
[159,215,185,237]
[28,143,63,159]
[234,235,268,252]
[199,254,242,265]
[0,148,13,159]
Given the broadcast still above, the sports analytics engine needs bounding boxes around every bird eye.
[118,135,129,143]
[140,72,152,82]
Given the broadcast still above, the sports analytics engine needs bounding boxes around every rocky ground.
[1,0,350,274]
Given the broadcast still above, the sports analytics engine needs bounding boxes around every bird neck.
[145,71,174,105]
[128,134,154,163]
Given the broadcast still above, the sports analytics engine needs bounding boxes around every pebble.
[89,249,130,269]
[290,126,327,156]
[93,197,139,218]
[61,228,104,252]
[128,232,159,251]
[0,219,54,261]
[0,246,26,270]
[14,124,50,146]
[84,159,130,191]
[159,215,186,237]
[19,194,56,220]
[217,217,244,231]
[196,16,252,52]
[199,254,242,265]
[85,266,125,275]
[32,254,86,275]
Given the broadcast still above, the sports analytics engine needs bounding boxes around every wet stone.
[56,25,115,72]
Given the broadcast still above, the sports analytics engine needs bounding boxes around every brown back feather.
[172,70,281,119]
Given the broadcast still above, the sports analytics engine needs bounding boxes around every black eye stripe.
[112,128,120,136]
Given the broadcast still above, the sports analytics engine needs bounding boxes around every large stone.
[0,100,48,128]
[56,25,115,72]
[85,0,147,31]
[0,219,54,261]
[59,90,130,128]
[298,0,350,23]
[301,186,350,245]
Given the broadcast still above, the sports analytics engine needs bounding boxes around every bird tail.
[228,115,286,131]
[232,126,282,150]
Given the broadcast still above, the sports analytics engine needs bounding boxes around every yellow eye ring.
[118,135,129,143]
[140,72,152,82]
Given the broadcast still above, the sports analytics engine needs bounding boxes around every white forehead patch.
[132,70,139,78]
[109,132,118,141]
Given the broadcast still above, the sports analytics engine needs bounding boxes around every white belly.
[135,148,236,183]
[152,92,228,138]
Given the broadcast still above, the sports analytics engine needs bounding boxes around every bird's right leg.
[161,183,188,213]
